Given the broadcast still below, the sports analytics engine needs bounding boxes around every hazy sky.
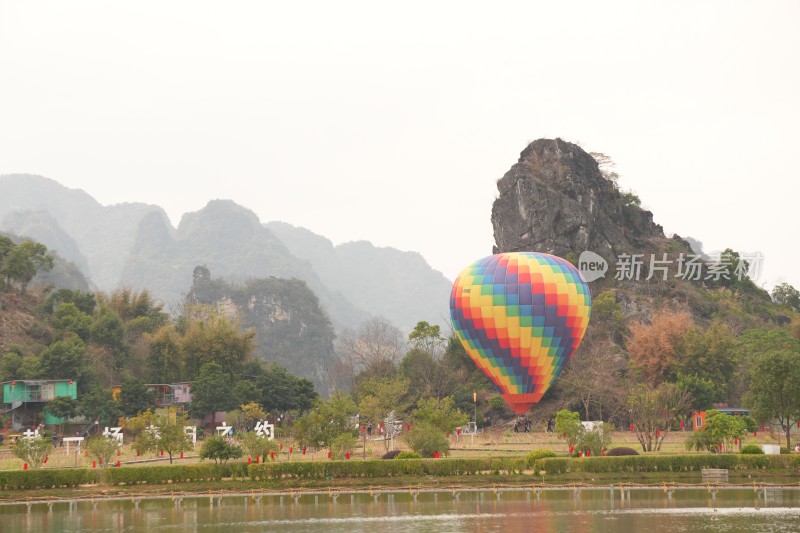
[1,1,798,291]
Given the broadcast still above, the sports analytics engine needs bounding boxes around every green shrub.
[740,444,765,454]
[238,432,278,461]
[404,422,449,457]
[396,451,421,459]
[86,436,119,467]
[526,449,557,469]
[200,436,243,464]
[12,436,53,469]
[329,432,357,460]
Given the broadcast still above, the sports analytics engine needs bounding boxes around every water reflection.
[2,488,799,533]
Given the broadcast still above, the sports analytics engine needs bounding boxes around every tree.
[557,333,627,421]
[146,326,183,383]
[45,396,79,437]
[399,348,456,403]
[132,412,193,464]
[627,383,692,452]
[676,373,717,411]
[1,240,54,294]
[293,392,357,449]
[627,311,692,385]
[336,317,405,383]
[200,435,243,464]
[357,377,409,451]
[745,345,800,450]
[191,362,236,426]
[86,435,119,467]
[408,321,447,358]
[404,422,450,457]
[42,289,97,315]
[675,321,737,399]
[328,432,357,460]
[772,283,800,312]
[38,334,90,388]
[238,431,278,461]
[90,306,127,371]
[685,410,750,453]
[554,410,584,450]
[13,436,53,469]
[79,387,123,429]
[51,303,93,341]
[411,396,468,434]
[257,363,318,414]
[118,381,156,417]
[181,316,255,380]
[239,402,267,430]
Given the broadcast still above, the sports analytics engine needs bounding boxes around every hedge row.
[2,454,796,491]
[0,468,100,490]
[248,457,527,480]
[102,463,249,485]
[0,463,251,490]
[533,454,800,474]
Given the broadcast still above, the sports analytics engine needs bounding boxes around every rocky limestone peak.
[492,138,664,259]
[176,199,263,244]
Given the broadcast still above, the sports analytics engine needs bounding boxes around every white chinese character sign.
[216,422,233,437]
[254,421,275,440]
[103,426,124,445]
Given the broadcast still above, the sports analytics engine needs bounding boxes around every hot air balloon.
[450,252,591,414]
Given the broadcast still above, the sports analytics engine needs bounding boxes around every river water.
[3,487,800,532]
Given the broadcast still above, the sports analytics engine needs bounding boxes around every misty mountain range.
[0,174,451,332]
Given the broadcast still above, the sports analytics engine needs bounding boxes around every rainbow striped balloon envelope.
[450,252,592,414]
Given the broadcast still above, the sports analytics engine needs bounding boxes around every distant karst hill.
[0,174,451,332]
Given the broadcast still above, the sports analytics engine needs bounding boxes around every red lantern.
[248,457,252,465]
[457,428,461,436]
[92,461,96,468]
[302,447,306,455]
[255,456,260,463]
[270,451,275,460]
[586,450,591,457]
[734,438,739,446]
[345,451,351,460]
[327,451,331,459]
[116,461,121,468]
[44,456,48,464]
[679,421,684,430]
[23,463,28,470]
[629,424,634,431]
[569,445,574,454]
[289,446,293,454]
[407,424,411,431]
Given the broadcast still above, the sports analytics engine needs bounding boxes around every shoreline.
[2,470,799,504]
